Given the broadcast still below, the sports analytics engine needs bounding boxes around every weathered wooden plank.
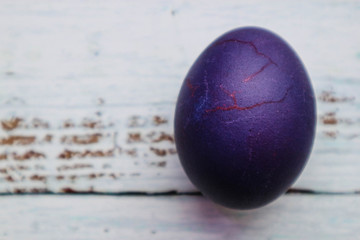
[0,194,358,240]
[0,0,360,193]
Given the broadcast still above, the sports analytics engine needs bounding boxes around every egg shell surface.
[174,27,316,209]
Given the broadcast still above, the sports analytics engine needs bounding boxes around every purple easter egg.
[174,27,316,209]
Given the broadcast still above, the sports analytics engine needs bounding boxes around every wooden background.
[0,0,359,239]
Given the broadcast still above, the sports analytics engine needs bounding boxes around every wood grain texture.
[0,0,360,193]
[0,194,359,240]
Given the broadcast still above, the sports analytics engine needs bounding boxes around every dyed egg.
[174,27,316,209]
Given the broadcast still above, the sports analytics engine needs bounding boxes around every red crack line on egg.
[214,39,278,83]
[186,78,199,97]
[242,62,273,83]
[214,39,278,66]
[205,86,291,113]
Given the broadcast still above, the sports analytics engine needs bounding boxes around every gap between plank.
[0,188,359,197]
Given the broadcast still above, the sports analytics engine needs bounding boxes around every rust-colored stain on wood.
[152,132,174,143]
[63,120,75,128]
[81,119,103,129]
[0,136,36,145]
[150,147,167,157]
[61,187,78,193]
[127,133,143,143]
[42,134,53,143]
[5,175,15,182]
[13,151,46,160]
[320,112,338,125]
[58,149,115,159]
[29,174,46,182]
[318,91,355,103]
[0,153,7,160]
[153,116,168,126]
[1,117,23,131]
[150,161,167,167]
[320,112,355,125]
[0,114,179,192]
[61,133,102,145]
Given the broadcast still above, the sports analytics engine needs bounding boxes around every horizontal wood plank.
[1,0,360,193]
[0,194,359,240]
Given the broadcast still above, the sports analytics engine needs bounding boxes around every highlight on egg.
[174,27,316,209]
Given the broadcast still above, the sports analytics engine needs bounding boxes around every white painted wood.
[0,195,358,240]
[0,0,360,193]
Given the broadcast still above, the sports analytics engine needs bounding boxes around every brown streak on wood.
[58,148,114,159]
[152,132,174,143]
[14,188,26,193]
[0,136,36,145]
[88,173,107,179]
[127,132,144,143]
[58,150,78,159]
[56,175,65,180]
[17,165,30,170]
[320,112,354,125]
[61,133,102,145]
[82,118,103,129]
[61,187,77,193]
[30,188,48,193]
[29,174,46,182]
[63,120,75,128]
[319,91,355,103]
[42,134,53,143]
[1,117,23,131]
[320,112,338,125]
[88,173,97,179]
[6,175,15,182]
[150,161,167,167]
[0,153,7,160]
[0,168,7,174]
[153,116,168,126]
[150,147,167,157]
[13,151,46,160]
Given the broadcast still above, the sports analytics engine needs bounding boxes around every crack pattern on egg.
[175,27,316,209]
